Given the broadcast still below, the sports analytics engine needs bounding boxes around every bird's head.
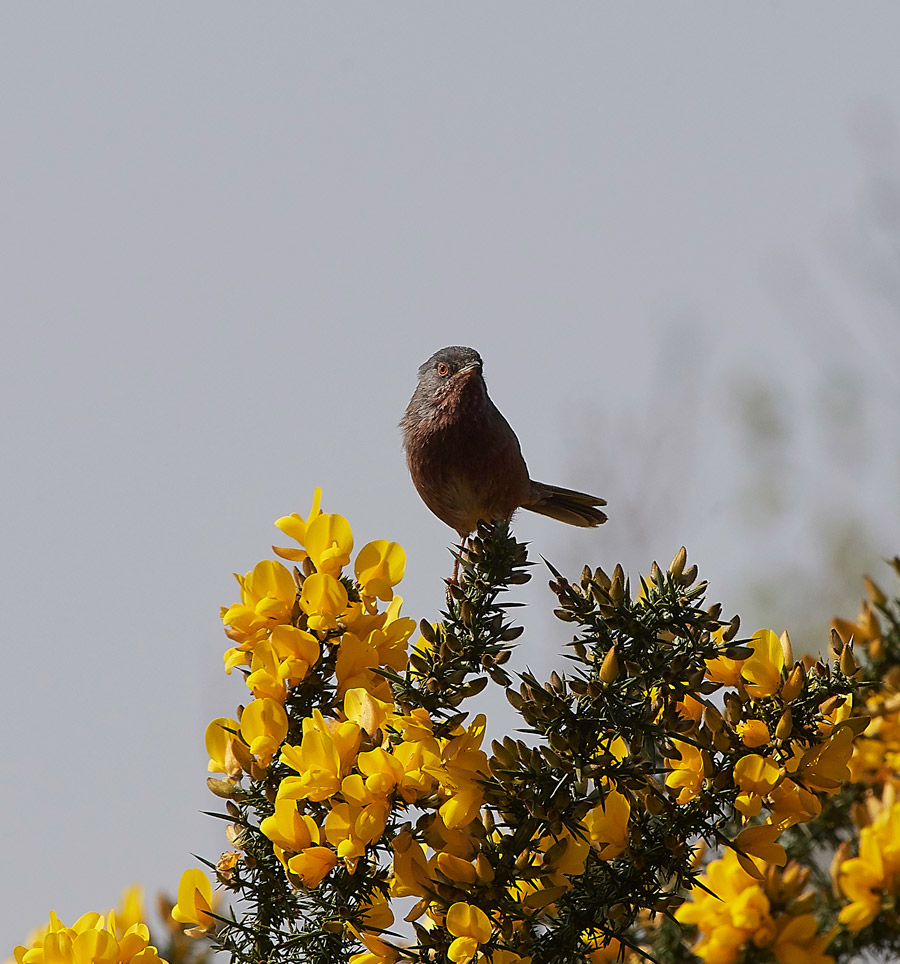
[410,345,486,416]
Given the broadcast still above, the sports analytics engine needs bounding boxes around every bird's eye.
[436,362,451,377]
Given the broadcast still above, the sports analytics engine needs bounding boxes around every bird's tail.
[525,481,608,528]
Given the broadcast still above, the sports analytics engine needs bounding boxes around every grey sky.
[3,3,900,946]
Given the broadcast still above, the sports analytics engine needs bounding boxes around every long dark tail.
[525,481,607,528]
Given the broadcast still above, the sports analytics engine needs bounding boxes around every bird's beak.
[456,362,482,379]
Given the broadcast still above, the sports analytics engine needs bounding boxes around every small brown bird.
[401,346,607,548]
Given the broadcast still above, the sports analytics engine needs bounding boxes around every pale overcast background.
[3,2,900,946]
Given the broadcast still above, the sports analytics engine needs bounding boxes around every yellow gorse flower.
[743,629,786,699]
[222,560,296,638]
[260,798,321,852]
[239,696,289,766]
[675,849,832,964]
[303,511,354,576]
[838,785,900,932]
[665,739,709,804]
[734,754,783,818]
[355,539,406,601]
[272,489,323,559]
[171,868,216,938]
[205,716,242,778]
[204,494,873,962]
[445,902,492,964]
[13,889,165,964]
[583,790,631,860]
[279,709,362,802]
[736,718,771,747]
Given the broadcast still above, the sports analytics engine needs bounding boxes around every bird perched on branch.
[401,346,607,562]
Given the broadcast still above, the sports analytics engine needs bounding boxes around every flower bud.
[840,645,860,678]
[207,778,238,799]
[830,629,844,657]
[781,663,805,703]
[775,708,793,740]
[669,547,687,579]
[780,631,793,666]
[599,646,619,684]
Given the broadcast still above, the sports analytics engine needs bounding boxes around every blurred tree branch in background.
[569,112,900,654]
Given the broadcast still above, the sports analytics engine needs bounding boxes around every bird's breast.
[404,395,531,535]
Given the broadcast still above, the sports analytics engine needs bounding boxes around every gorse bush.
[13,490,900,964]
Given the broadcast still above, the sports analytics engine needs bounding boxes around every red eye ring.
[437,362,450,376]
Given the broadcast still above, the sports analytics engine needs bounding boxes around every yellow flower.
[838,845,883,932]
[355,742,437,804]
[793,722,857,793]
[676,849,775,963]
[489,952,531,964]
[40,926,118,964]
[735,824,787,869]
[430,715,490,829]
[390,835,432,898]
[584,930,624,963]
[239,697,288,767]
[355,540,406,601]
[205,717,242,778]
[273,488,323,561]
[222,560,296,637]
[446,902,491,964]
[358,746,409,795]
[736,719,771,748]
[170,868,216,937]
[245,639,287,703]
[350,948,398,964]
[767,777,821,828]
[393,739,440,801]
[425,812,480,860]
[300,572,349,634]
[665,739,708,804]
[216,852,241,881]
[743,630,786,699]
[436,852,479,886]
[113,885,145,937]
[13,903,166,964]
[772,914,836,964]
[583,789,631,859]
[733,754,782,818]
[324,801,390,858]
[837,791,900,931]
[393,707,437,744]
[677,693,705,726]
[347,894,399,964]
[344,688,393,737]
[260,798,320,852]
[335,632,380,696]
[548,829,591,877]
[359,890,394,933]
[269,624,320,684]
[348,931,399,964]
[370,601,417,670]
[849,692,900,783]
[304,512,354,576]
[287,847,339,888]
[440,786,483,830]
[341,601,391,640]
[279,710,362,801]
[705,627,745,686]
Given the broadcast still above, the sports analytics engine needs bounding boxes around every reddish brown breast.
[403,377,531,536]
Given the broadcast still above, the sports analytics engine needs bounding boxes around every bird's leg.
[446,535,466,605]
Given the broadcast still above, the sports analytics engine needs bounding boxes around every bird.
[401,346,607,562]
